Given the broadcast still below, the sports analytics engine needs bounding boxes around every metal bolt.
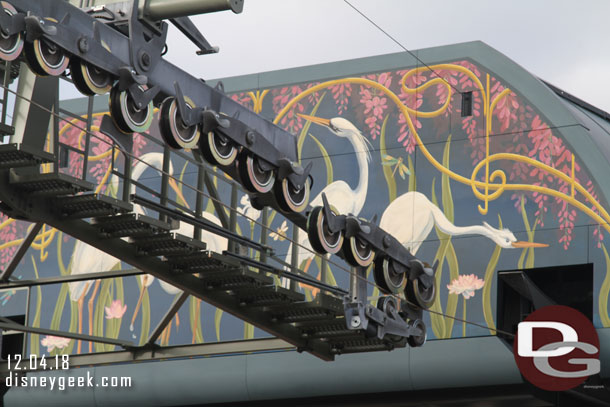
[140,52,151,68]
[383,235,391,248]
[77,37,89,54]
[350,316,361,328]
[245,131,255,146]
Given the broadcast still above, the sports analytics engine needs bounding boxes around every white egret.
[379,191,548,254]
[282,114,372,288]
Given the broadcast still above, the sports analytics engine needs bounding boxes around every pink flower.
[105,300,127,319]
[447,274,485,299]
[330,82,352,115]
[41,335,71,352]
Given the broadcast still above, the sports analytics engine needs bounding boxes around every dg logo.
[514,305,601,391]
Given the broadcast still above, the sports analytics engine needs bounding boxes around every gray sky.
[160,0,610,113]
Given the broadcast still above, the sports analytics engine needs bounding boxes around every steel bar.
[0,222,43,281]
[122,153,132,203]
[260,208,268,263]
[82,96,94,179]
[229,183,238,253]
[194,164,205,240]
[160,144,171,222]
[223,252,348,297]
[0,318,133,348]
[22,287,30,357]
[144,0,243,20]
[203,170,230,228]
[132,194,269,253]
[290,225,299,292]
[0,269,143,289]
[146,291,189,345]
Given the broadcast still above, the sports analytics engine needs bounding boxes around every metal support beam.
[81,96,94,179]
[229,183,238,253]
[160,144,171,222]
[203,171,230,228]
[0,222,42,281]
[290,225,299,291]
[0,318,133,348]
[10,66,58,152]
[194,163,205,240]
[0,268,144,289]
[260,208,268,263]
[147,291,189,345]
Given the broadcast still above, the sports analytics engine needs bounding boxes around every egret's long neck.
[429,204,495,240]
[129,155,165,214]
[129,156,165,192]
[348,132,369,215]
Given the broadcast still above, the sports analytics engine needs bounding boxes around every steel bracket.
[129,0,167,75]
[0,8,24,36]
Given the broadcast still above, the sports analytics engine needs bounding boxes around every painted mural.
[0,56,609,356]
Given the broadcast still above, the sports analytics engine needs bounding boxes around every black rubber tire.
[373,256,407,294]
[238,150,275,194]
[70,57,113,96]
[109,85,154,134]
[405,269,436,310]
[341,235,374,268]
[306,206,343,255]
[274,177,310,213]
[199,130,238,167]
[0,2,23,62]
[159,97,201,150]
[24,37,70,76]
[407,319,427,347]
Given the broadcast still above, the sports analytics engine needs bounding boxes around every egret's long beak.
[511,241,549,248]
[168,177,190,209]
[297,113,330,127]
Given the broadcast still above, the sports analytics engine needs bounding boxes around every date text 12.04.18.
[7,354,69,371]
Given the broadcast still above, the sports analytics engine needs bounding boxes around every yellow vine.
[273,64,610,233]
[247,90,269,114]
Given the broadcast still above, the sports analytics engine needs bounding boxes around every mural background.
[0,54,608,356]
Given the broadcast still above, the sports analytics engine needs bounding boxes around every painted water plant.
[447,274,485,337]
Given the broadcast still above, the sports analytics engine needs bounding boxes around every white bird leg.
[87,279,101,353]
[76,283,89,354]
[130,274,148,331]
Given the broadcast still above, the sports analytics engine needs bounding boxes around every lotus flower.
[105,299,127,320]
[41,335,71,352]
[447,274,485,299]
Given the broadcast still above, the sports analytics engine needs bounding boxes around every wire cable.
[343,0,464,96]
